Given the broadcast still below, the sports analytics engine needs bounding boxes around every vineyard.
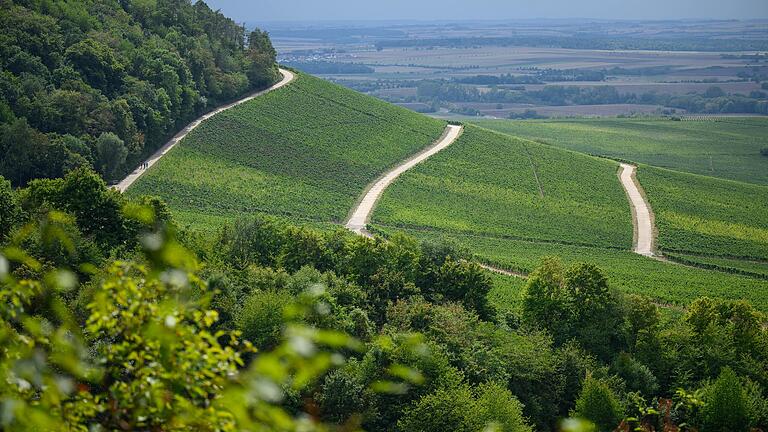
[666,253,768,279]
[126,70,768,314]
[372,125,633,249]
[367,122,768,311]
[127,73,446,229]
[638,165,768,260]
[373,226,768,312]
[473,117,768,185]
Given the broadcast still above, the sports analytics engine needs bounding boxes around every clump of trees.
[0,0,279,186]
[508,109,545,119]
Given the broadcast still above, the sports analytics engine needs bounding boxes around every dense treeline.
[417,80,768,115]
[457,69,607,85]
[284,61,375,75]
[375,35,768,52]
[0,0,279,187]
[1,167,767,431]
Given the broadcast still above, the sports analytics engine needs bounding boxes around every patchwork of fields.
[127,73,446,229]
[473,117,768,185]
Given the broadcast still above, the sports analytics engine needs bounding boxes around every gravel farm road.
[345,124,463,236]
[619,163,655,256]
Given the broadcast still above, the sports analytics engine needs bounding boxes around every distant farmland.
[473,117,768,185]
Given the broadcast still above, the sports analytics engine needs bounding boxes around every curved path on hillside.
[346,124,463,236]
[116,68,296,193]
[619,163,655,256]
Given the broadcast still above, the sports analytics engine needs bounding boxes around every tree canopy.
[0,0,279,186]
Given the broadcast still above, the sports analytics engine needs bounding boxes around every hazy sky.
[205,0,768,22]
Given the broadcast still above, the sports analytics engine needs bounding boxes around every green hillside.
[638,165,768,260]
[370,124,768,311]
[372,125,632,248]
[127,73,446,229]
[473,118,768,185]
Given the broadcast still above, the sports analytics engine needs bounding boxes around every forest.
[1,168,767,431]
[0,0,279,187]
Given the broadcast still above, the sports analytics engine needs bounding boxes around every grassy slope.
[473,118,768,186]
[370,124,768,311]
[638,165,768,260]
[372,125,632,249]
[127,73,446,229]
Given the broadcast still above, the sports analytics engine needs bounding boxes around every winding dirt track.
[619,163,655,256]
[345,124,464,236]
[115,68,296,193]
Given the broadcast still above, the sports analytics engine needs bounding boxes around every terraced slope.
[638,165,768,260]
[473,118,768,185]
[372,125,633,249]
[127,73,446,229]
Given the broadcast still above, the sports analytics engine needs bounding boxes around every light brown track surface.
[345,124,463,236]
[619,163,655,256]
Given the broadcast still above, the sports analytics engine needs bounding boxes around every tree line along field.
[665,253,768,279]
[472,117,768,186]
[372,125,633,249]
[638,165,768,261]
[373,226,768,313]
[127,73,446,229]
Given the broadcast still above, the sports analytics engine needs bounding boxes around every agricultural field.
[372,125,633,249]
[473,117,768,185]
[373,226,768,312]
[369,121,768,312]
[638,165,768,260]
[443,103,670,119]
[665,253,768,279]
[127,73,446,229]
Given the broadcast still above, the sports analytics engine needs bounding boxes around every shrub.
[571,375,624,432]
[0,175,21,241]
[397,382,533,432]
[398,385,478,432]
[701,368,751,432]
[610,353,658,396]
[236,289,293,349]
[475,382,534,432]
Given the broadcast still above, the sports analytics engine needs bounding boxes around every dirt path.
[479,263,527,278]
[115,68,296,193]
[619,163,655,256]
[346,124,463,236]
